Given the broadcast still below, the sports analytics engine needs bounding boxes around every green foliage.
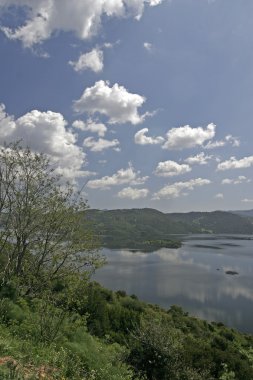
[81,283,253,380]
[0,143,102,298]
[83,282,142,343]
[0,283,252,379]
[219,364,236,380]
[0,301,135,379]
[127,317,214,380]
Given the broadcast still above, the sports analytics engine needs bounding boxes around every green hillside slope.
[85,208,188,249]
[85,209,253,249]
[231,209,253,218]
[169,210,253,234]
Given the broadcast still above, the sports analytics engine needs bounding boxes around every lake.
[93,235,253,333]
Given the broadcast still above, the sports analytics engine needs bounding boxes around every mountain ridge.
[85,208,253,249]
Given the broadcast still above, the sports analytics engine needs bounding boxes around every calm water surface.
[93,235,253,333]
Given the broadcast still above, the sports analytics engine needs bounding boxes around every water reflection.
[93,236,253,332]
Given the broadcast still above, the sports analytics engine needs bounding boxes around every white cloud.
[0,104,16,138]
[203,140,226,150]
[0,103,87,180]
[134,128,164,145]
[143,42,153,51]
[162,123,216,150]
[103,39,121,49]
[203,134,240,150]
[73,80,149,125]
[153,178,211,200]
[0,0,164,47]
[72,119,107,137]
[154,160,191,177]
[184,152,213,165]
[83,137,120,152]
[215,193,224,199]
[117,187,149,199]
[225,134,240,147]
[87,164,148,189]
[69,48,103,73]
[221,176,251,185]
[149,0,163,5]
[241,198,253,203]
[217,156,253,171]
[103,42,113,48]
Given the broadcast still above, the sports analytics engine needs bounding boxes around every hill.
[231,209,253,218]
[1,282,253,379]
[85,208,188,249]
[168,210,253,234]
[85,208,253,249]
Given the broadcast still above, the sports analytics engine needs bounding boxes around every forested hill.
[85,208,188,249]
[231,209,253,218]
[85,208,253,249]
[168,210,253,234]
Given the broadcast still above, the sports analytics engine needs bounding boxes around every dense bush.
[0,281,252,379]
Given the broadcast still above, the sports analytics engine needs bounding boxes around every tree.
[128,317,214,380]
[0,142,101,297]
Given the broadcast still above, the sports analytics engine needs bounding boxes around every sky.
[0,0,253,212]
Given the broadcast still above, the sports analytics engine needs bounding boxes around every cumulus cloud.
[241,198,253,203]
[117,187,149,199]
[203,134,240,150]
[184,152,214,165]
[217,156,253,171]
[203,140,226,150]
[0,0,164,47]
[149,0,163,5]
[87,164,148,189]
[72,119,107,137]
[0,104,16,138]
[103,39,121,49]
[143,42,153,51]
[134,128,164,145]
[73,80,150,125]
[83,137,120,152]
[162,123,216,150]
[215,193,224,199]
[153,178,211,200]
[225,134,240,147]
[69,48,103,73]
[221,176,251,185]
[0,103,88,180]
[154,160,191,177]
[103,42,113,48]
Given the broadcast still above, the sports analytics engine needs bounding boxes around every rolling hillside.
[231,209,253,218]
[168,210,253,234]
[85,208,253,249]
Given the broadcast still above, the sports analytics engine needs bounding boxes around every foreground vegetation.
[0,282,253,379]
[0,143,252,379]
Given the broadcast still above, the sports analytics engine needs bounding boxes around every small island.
[101,238,181,251]
[141,239,181,249]
[225,270,239,275]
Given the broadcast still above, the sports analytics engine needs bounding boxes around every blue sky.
[0,0,253,212]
